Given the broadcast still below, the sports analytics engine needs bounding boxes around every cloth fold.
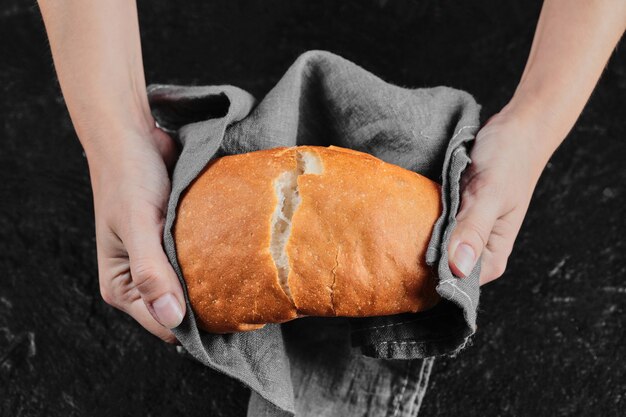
[147,50,481,416]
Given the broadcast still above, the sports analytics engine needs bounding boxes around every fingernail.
[152,293,184,329]
[454,243,476,277]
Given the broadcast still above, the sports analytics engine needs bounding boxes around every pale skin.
[37,0,626,343]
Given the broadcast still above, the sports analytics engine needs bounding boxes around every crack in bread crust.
[329,247,340,315]
[269,150,324,307]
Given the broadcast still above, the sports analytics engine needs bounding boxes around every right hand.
[447,110,547,285]
[88,124,185,343]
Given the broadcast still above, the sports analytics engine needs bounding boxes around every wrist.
[80,116,160,176]
[497,90,567,162]
[481,101,559,182]
[75,97,156,157]
[74,91,155,145]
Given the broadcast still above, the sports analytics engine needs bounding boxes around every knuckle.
[99,285,116,307]
[494,259,508,278]
[132,262,161,295]
[489,258,508,280]
[459,221,489,249]
[463,174,502,201]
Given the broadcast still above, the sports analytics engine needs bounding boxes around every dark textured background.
[1,1,625,416]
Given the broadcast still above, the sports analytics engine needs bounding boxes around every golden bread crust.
[175,145,441,333]
[174,148,298,333]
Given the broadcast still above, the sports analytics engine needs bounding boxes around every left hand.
[447,109,551,285]
[89,124,185,343]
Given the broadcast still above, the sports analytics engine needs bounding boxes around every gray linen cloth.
[147,50,481,417]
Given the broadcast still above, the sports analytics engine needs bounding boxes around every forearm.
[38,0,152,162]
[39,1,185,337]
[503,0,626,165]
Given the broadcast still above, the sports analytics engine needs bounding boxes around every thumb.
[448,178,502,278]
[124,209,186,329]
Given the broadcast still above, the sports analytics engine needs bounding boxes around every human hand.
[36,0,185,342]
[444,0,626,286]
[89,125,185,343]
[448,110,551,285]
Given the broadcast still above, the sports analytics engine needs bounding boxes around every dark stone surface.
[1,1,624,415]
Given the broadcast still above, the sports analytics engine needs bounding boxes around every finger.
[126,297,179,344]
[479,209,525,285]
[98,264,180,343]
[479,230,510,285]
[122,207,186,329]
[480,248,508,286]
[448,175,503,278]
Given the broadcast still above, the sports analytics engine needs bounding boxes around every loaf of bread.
[174,145,442,333]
